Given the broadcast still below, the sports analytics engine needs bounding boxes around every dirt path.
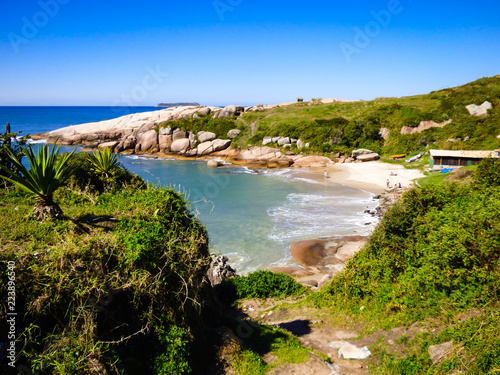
[238,299,372,374]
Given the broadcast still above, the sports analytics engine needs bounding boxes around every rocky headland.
[31,104,364,168]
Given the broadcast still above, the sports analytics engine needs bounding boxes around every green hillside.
[238,75,500,155]
[164,75,500,157]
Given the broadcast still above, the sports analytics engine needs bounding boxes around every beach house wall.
[429,149,500,170]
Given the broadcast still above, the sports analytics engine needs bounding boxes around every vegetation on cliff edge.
[311,158,500,374]
[0,157,211,374]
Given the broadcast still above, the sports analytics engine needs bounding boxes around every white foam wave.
[226,166,260,175]
[27,139,47,144]
[267,191,379,244]
[122,154,141,160]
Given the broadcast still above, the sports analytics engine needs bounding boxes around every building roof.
[429,149,499,159]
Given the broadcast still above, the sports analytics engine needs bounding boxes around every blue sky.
[1,0,499,106]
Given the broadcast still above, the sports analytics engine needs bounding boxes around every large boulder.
[185,148,198,157]
[217,105,237,118]
[172,129,187,141]
[122,136,136,150]
[98,141,119,150]
[197,107,211,116]
[207,160,222,167]
[293,155,333,167]
[357,153,380,162]
[267,157,293,168]
[158,126,172,135]
[466,101,492,117]
[170,138,191,153]
[136,129,158,152]
[262,137,273,145]
[227,129,241,139]
[212,139,232,152]
[351,149,374,158]
[277,137,291,146]
[159,134,173,152]
[198,131,217,143]
[197,141,214,156]
[290,236,367,272]
[290,239,328,266]
[207,254,237,286]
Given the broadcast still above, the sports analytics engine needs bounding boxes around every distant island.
[156,102,200,107]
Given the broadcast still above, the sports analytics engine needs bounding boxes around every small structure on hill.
[429,149,500,170]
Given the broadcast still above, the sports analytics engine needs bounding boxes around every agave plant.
[87,147,121,181]
[0,144,78,220]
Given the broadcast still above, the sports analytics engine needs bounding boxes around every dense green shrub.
[153,326,191,374]
[323,167,500,316]
[0,177,210,374]
[68,152,146,194]
[221,270,306,301]
[474,157,500,186]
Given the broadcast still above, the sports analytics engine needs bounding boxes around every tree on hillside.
[0,144,78,220]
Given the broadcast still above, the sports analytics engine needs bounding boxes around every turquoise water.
[0,106,157,136]
[120,156,379,273]
[2,106,379,273]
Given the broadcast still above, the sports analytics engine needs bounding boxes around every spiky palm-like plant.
[0,144,78,220]
[87,147,121,181]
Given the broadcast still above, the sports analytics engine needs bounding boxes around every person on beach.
[324,169,328,178]
[386,179,391,188]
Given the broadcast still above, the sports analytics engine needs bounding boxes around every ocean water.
[0,106,379,273]
[0,106,157,136]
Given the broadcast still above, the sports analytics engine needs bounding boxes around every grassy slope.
[0,167,211,374]
[237,75,500,155]
[0,158,313,375]
[160,75,500,157]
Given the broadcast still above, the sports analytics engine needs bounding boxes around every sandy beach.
[272,161,425,287]
[287,161,424,195]
[324,161,425,194]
